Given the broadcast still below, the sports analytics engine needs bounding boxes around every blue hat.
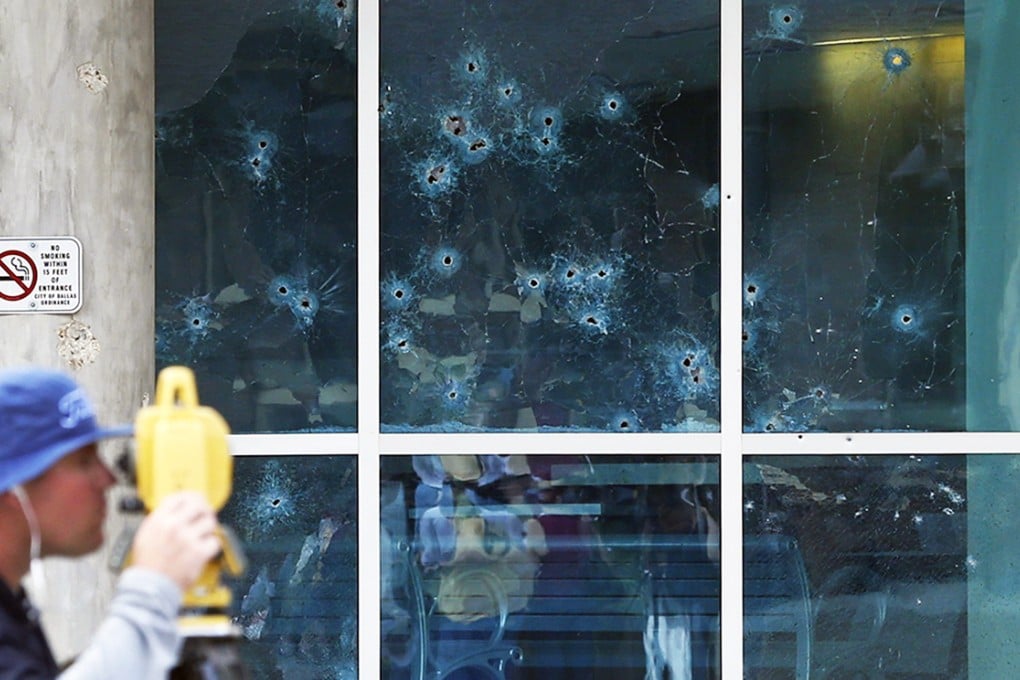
[0,367,133,492]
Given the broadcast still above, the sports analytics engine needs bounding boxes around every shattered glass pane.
[743,1,965,431]
[381,454,720,678]
[221,455,358,679]
[380,3,720,432]
[155,0,357,433]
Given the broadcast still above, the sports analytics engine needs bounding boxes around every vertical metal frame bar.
[358,0,382,676]
[720,0,745,676]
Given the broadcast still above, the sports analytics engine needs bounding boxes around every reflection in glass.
[381,4,720,432]
[744,455,969,678]
[743,1,965,431]
[155,1,358,433]
[381,455,720,679]
[220,455,358,679]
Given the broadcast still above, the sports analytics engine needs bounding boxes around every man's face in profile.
[24,443,117,557]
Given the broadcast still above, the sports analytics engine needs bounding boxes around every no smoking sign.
[0,237,82,314]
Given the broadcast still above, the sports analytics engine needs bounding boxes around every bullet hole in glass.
[529,278,540,288]
[300,298,311,309]
[446,115,466,136]
[259,140,268,149]
[270,498,281,507]
[469,139,486,152]
[544,116,554,127]
[766,6,804,39]
[278,286,288,295]
[252,158,261,167]
[393,288,405,299]
[540,137,551,146]
[619,419,630,429]
[427,165,446,184]
[586,316,598,325]
[883,47,912,75]
[442,255,453,267]
[901,313,912,325]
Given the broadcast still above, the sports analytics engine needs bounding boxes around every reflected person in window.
[0,367,222,679]
[413,455,548,622]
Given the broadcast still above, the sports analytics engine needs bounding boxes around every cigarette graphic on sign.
[0,251,38,302]
[0,257,30,282]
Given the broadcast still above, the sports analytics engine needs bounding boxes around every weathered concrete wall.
[0,0,154,662]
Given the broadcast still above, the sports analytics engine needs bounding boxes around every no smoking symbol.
[0,250,38,301]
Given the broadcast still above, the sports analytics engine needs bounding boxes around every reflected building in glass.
[380,3,721,432]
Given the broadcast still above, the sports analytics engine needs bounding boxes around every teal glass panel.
[155,1,357,433]
[380,4,721,432]
[743,1,965,431]
[381,454,721,679]
[966,1,1020,430]
[221,455,358,679]
[742,454,1020,678]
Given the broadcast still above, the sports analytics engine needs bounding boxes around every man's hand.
[130,491,222,591]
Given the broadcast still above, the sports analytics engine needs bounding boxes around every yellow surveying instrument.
[121,366,249,679]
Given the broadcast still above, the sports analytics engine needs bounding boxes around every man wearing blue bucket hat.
[0,367,222,679]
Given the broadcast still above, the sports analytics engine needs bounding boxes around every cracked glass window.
[155,0,357,433]
[381,454,720,679]
[743,1,965,432]
[221,455,358,679]
[744,454,1020,677]
[380,3,720,432]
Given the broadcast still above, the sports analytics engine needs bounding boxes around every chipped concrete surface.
[57,318,101,368]
[76,62,109,93]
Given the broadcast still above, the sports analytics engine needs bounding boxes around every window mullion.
[720,0,745,677]
[358,0,382,675]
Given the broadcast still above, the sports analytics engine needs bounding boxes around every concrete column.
[0,0,154,662]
